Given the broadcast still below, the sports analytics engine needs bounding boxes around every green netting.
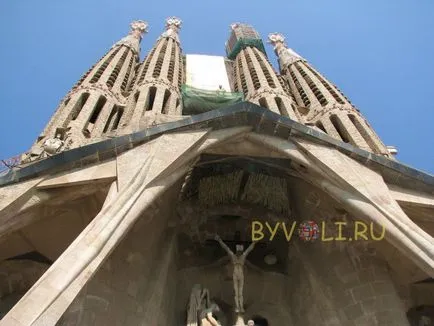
[182,85,244,115]
[226,38,267,60]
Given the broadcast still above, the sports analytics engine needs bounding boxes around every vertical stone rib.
[130,89,150,124]
[120,51,135,92]
[177,46,184,88]
[93,101,116,135]
[252,48,280,89]
[288,69,311,108]
[239,51,256,98]
[105,46,129,89]
[290,65,321,109]
[338,113,370,150]
[172,45,181,88]
[110,47,131,91]
[349,115,385,153]
[294,62,328,107]
[89,47,121,84]
[304,63,347,105]
[320,116,342,140]
[167,40,176,83]
[244,47,262,90]
[137,47,157,85]
[146,41,166,80]
[69,93,100,137]
[160,38,173,81]
[236,56,248,96]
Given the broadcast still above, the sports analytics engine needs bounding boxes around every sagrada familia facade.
[0,17,433,326]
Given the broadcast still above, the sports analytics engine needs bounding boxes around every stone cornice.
[1,102,432,191]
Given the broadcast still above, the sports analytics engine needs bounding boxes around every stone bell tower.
[123,16,184,129]
[226,23,300,121]
[24,21,148,162]
[268,32,390,156]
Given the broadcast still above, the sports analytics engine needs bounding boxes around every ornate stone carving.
[42,136,64,155]
[162,16,182,43]
[130,20,148,38]
[268,32,304,67]
[166,16,182,30]
[186,284,210,326]
[268,32,286,46]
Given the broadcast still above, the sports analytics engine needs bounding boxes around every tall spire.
[114,20,149,54]
[226,24,300,121]
[122,17,184,130]
[268,32,390,156]
[23,21,148,163]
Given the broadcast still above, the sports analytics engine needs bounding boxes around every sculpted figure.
[42,135,64,155]
[200,302,221,326]
[214,234,256,313]
[187,284,210,326]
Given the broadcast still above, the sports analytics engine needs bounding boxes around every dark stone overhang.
[1,102,433,193]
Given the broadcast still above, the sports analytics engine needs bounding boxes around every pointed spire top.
[129,20,149,40]
[166,16,182,31]
[113,20,148,54]
[267,32,305,67]
[160,17,182,43]
[268,33,286,48]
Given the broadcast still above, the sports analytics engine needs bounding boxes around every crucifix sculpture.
[214,234,256,313]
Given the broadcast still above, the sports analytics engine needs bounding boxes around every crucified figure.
[214,234,256,313]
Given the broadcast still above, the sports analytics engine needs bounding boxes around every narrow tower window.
[162,89,171,114]
[330,114,350,143]
[348,114,381,152]
[103,105,125,133]
[315,121,327,133]
[103,107,117,133]
[84,96,106,136]
[145,87,157,112]
[259,98,268,109]
[275,97,285,114]
[71,92,90,121]
[111,107,124,131]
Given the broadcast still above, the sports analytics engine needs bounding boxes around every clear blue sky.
[0,0,433,174]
